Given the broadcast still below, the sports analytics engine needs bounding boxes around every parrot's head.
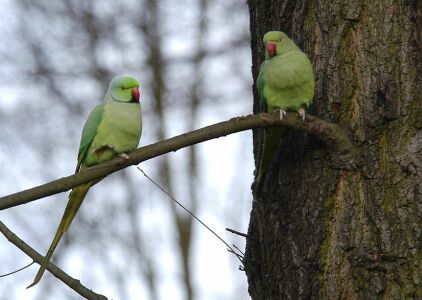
[263,31,297,59]
[107,75,140,103]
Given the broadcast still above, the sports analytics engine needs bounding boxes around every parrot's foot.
[298,108,306,122]
[278,109,287,121]
[119,153,130,160]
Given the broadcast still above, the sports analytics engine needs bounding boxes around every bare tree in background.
[0,1,251,299]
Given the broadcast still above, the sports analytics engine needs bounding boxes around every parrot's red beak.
[131,87,140,102]
[266,42,276,57]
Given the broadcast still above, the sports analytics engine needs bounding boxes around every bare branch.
[0,221,108,300]
[225,228,248,238]
[0,112,357,210]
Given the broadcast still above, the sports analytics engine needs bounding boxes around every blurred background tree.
[0,0,253,299]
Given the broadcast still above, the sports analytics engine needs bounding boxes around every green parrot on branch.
[256,31,315,190]
[28,75,142,287]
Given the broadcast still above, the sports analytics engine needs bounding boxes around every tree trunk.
[244,1,422,299]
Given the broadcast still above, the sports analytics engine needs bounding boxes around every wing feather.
[257,62,267,112]
[76,104,105,172]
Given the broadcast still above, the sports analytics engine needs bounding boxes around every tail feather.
[256,127,284,193]
[27,182,92,288]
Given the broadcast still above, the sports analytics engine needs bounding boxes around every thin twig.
[0,221,108,300]
[232,244,245,256]
[225,227,248,238]
[0,261,34,278]
[137,167,244,264]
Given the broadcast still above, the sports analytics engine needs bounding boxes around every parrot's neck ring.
[110,96,137,104]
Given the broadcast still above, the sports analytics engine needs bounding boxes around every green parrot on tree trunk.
[256,31,315,191]
[28,75,142,287]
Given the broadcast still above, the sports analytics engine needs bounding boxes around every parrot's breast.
[262,51,315,112]
[86,102,142,166]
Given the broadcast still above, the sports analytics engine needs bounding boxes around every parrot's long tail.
[256,127,283,194]
[27,182,92,288]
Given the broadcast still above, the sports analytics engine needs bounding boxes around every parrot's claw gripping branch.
[298,108,306,122]
[118,153,130,160]
[279,109,287,121]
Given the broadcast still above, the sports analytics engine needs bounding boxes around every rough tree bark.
[245,1,421,299]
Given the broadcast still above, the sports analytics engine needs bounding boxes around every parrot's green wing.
[76,104,105,172]
[256,63,267,113]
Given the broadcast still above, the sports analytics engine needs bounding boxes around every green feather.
[76,104,105,172]
[257,63,267,112]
